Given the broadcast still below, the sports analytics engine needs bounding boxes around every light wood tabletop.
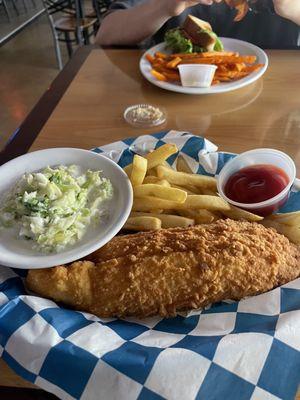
[1,47,300,398]
[29,49,300,171]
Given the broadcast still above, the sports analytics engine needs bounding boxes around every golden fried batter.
[26,220,300,318]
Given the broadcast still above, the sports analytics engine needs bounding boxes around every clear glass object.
[124,104,166,128]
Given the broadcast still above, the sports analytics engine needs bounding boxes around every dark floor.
[0,386,58,400]
[0,0,44,42]
[0,10,70,151]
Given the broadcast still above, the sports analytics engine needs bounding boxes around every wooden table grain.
[1,47,300,397]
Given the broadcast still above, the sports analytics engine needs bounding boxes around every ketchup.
[224,164,289,204]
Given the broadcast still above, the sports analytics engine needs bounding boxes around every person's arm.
[95,0,218,46]
[273,0,300,25]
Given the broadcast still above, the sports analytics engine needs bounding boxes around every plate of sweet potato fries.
[140,37,268,94]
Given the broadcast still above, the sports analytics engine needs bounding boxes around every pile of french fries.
[146,51,264,85]
[123,143,300,245]
[262,213,300,245]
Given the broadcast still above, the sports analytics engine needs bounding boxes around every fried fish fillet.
[26,220,300,318]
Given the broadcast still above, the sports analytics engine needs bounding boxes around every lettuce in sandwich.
[165,15,224,54]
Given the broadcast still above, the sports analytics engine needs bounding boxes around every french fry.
[222,206,263,222]
[261,220,300,245]
[143,176,171,186]
[131,212,195,228]
[145,53,154,64]
[155,51,167,59]
[162,72,181,82]
[171,184,197,195]
[146,168,157,177]
[146,144,178,170]
[130,155,147,187]
[166,57,182,69]
[176,156,193,174]
[157,165,217,190]
[158,180,172,188]
[178,55,257,65]
[265,211,300,226]
[133,195,229,212]
[244,64,264,73]
[134,184,187,203]
[146,50,263,85]
[124,144,178,177]
[279,225,300,245]
[151,69,167,81]
[132,196,182,212]
[200,188,218,196]
[177,209,219,224]
[123,216,161,231]
[183,195,230,211]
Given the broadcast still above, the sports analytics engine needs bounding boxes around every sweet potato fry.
[200,51,237,58]
[145,53,154,64]
[231,62,246,71]
[146,49,263,86]
[163,72,181,82]
[166,57,182,69]
[155,51,167,59]
[244,64,264,72]
[151,69,167,81]
[178,55,257,64]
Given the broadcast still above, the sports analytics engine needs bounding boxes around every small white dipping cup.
[178,64,217,88]
[217,148,296,216]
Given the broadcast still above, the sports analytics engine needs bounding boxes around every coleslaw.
[0,165,113,253]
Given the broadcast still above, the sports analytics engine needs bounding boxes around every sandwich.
[165,15,224,54]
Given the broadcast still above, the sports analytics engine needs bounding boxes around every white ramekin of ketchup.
[217,149,296,216]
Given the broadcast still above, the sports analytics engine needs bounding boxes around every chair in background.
[0,0,10,20]
[6,0,21,16]
[43,0,98,70]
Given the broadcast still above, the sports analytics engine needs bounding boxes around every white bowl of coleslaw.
[0,148,133,269]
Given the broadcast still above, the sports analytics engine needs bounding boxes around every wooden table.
[1,46,300,398]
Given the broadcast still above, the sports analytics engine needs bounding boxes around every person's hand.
[272,0,300,25]
[163,0,222,17]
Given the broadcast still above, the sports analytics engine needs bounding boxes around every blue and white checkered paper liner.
[1,131,300,400]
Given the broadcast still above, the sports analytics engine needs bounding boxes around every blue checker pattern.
[180,136,205,161]
[196,363,255,400]
[202,301,238,314]
[172,335,223,360]
[153,315,200,334]
[0,277,25,300]
[258,339,300,400]
[2,350,37,383]
[233,313,279,335]
[280,288,300,313]
[40,340,98,399]
[102,341,162,385]
[0,132,299,400]
[138,387,165,400]
[39,308,93,339]
[0,298,35,347]
[104,320,148,340]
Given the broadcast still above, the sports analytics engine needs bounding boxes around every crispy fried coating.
[26,220,300,318]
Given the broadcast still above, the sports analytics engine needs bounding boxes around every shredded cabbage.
[0,165,113,253]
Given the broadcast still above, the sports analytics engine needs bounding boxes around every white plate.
[140,38,268,94]
[0,148,133,269]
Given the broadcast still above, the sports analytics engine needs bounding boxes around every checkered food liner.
[1,131,299,400]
